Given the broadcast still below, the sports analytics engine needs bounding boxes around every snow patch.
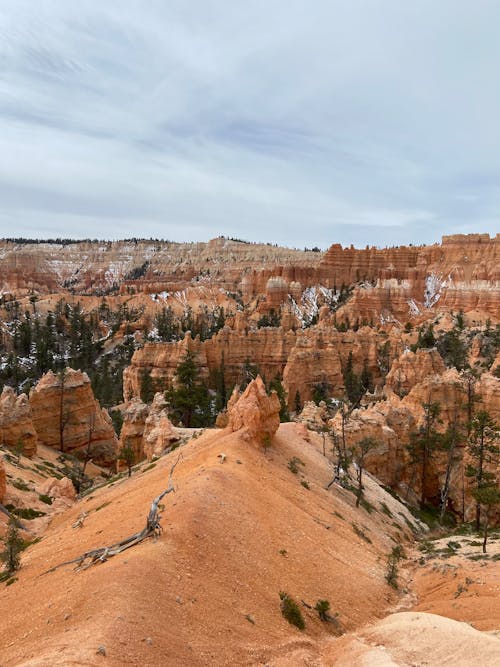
[407,299,421,316]
[424,273,448,308]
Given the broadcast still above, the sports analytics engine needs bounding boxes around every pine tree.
[140,371,155,404]
[1,517,23,575]
[269,375,289,422]
[352,437,378,507]
[119,442,135,477]
[166,350,212,427]
[466,411,499,530]
[407,401,442,508]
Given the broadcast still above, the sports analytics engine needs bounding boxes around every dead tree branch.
[42,455,181,575]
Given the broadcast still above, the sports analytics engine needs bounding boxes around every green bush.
[279,592,305,630]
[314,599,330,621]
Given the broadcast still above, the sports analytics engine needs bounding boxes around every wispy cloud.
[0,1,498,247]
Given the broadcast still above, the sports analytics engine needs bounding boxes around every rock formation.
[385,348,446,397]
[118,397,150,464]
[227,376,281,443]
[119,393,179,464]
[142,394,179,461]
[0,459,6,504]
[0,387,38,457]
[40,477,76,502]
[29,369,118,465]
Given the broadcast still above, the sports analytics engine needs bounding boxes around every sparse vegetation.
[279,592,305,630]
[1,517,24,576]
[288,457,304,474]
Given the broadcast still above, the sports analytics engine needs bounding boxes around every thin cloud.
[0,1,498,247]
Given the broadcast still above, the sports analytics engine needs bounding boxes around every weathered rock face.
[142,393,179,461]
[227,376,280,444]
[385,349,446,397]
[0,387,38,457]
[29,369,118,465]
[332,367,500,516]
[283,326,403,407]
[297,401,329,429]
[124,325,404,412]
[119,397,150,465]
[0,238,322,297]
[40,477,76,502]
[123,327,296,401]
[0,459,6,504]
[119,393,179,464]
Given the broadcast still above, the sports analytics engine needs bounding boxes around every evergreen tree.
[466,411,499,530]
[352,437,378,507]
[166,350,212,427]
[343,352,363,406]
[472,484,500,553]
[119,442,135,477]
[407,401,442,508]
[140,371,155,404]
[1,517,23,575]
[269,375,289,422]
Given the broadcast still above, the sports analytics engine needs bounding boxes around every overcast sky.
[0,1,499,248]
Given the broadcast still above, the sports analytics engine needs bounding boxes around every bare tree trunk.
[43,455,181,575]
[482,506,490,553]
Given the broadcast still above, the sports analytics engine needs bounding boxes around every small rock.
[175,596,183,604]
[96,645,106,656]
[144,637,153,645]
[64,613,71,621]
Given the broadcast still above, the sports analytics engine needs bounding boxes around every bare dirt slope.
[1,423,415,666]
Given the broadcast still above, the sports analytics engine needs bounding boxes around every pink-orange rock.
[298,401,329,429]
[143,393,179,461]
[227,376,280,444]
[0,459,6,503]
[0,387,38,457]
[29,369,118,465]
[385,349,446,397]
[40,476,76,502]
[119,397,150,465]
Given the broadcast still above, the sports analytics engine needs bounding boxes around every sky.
[0,0,499,249]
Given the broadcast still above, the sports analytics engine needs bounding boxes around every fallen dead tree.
[43,455,181,574]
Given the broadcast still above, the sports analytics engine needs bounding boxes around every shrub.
[288,457,304,474]
[279,592,305,630]
[1,518,24,575]
[385,545,405,589]
[314,599,330,621]
[38,494,53,505]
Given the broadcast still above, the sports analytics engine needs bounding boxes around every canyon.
[0,233,498,666]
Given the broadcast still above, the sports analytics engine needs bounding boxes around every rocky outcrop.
[142,394,179,461]
[283,326,403,407]
[118,398,150,465]
[119,393,179,464]
[227,376,280,444]
[124,325,403,410]
[0,387,38,457]
[332,367,500,514]
[40,477,76,502]
[297,401,329,429]
[385,349,446,397]
[0,238,322,297]
[0,459,6,504]
[123,327,296,401]
[29,369,118,465]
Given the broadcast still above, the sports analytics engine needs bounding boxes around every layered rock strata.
[0,387,38,457]
[29,369,118,465]
[226,376,280,443]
